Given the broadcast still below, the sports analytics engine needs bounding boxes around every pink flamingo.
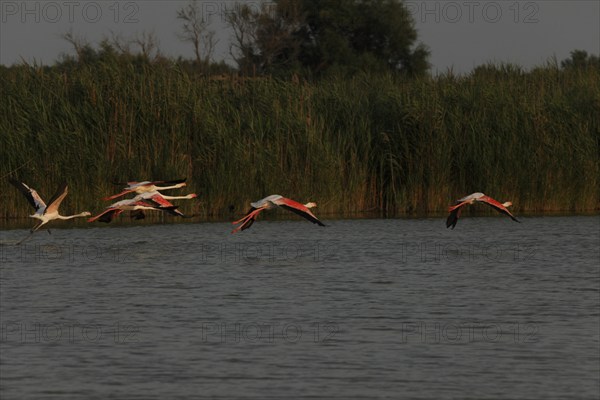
[447,192,520,229]
[89,191,197,223]
[232,194,325,233]
[103,179,188,201]
[9,179,91,242]
[128,191,198,220]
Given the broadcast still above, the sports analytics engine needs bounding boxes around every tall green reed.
[1,61,598,220]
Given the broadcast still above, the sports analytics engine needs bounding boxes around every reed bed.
[1,60,598,220]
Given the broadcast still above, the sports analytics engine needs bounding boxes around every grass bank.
[1,61,598,220]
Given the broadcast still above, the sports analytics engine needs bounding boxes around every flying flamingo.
[446,192,520,229]
[90,191,197,222]
[88,198,179,223]
[103,178,188,201]
[232,194,325,233]
[128,191,198,220]
[9,179,91,243]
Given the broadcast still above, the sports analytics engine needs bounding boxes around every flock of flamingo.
[8,178,520,242]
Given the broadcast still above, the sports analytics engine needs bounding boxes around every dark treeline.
[1,44,598,219]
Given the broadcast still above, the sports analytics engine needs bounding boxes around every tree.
[226,1,302,75]
[226,0,429,76]
[61,29,91,62]
[225,4,261,75]
[561,50,600,70]
[177,0,218,69]
[132,31,162,61]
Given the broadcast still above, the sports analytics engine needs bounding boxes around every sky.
[1,0,599,73]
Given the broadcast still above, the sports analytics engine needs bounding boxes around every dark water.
[1,216,599,399]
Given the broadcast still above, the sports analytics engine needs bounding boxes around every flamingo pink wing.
[148,194,174,208]
[45,182,69,214]
[147,195,184,216]
[276,198,325,226]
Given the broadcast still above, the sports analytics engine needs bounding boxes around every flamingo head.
[81,211,92,216]
[502,201,513,208]
[304,202,317,209]
[188,193,198,199]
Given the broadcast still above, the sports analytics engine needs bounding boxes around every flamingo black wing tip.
[129,210,146,220]
[446,216,457,229]
[97,213,115,223]
[8,178,28,193]
[240,218,255,231]
[158,178,187,185]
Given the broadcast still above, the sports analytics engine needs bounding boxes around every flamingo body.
[232,194,325,233]
[446,192,519,229]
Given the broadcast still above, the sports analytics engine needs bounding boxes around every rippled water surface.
[1,216,599,399]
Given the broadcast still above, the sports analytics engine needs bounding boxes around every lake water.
[1,216,599,399]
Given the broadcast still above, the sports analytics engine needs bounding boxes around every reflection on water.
[1,216,599,399]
